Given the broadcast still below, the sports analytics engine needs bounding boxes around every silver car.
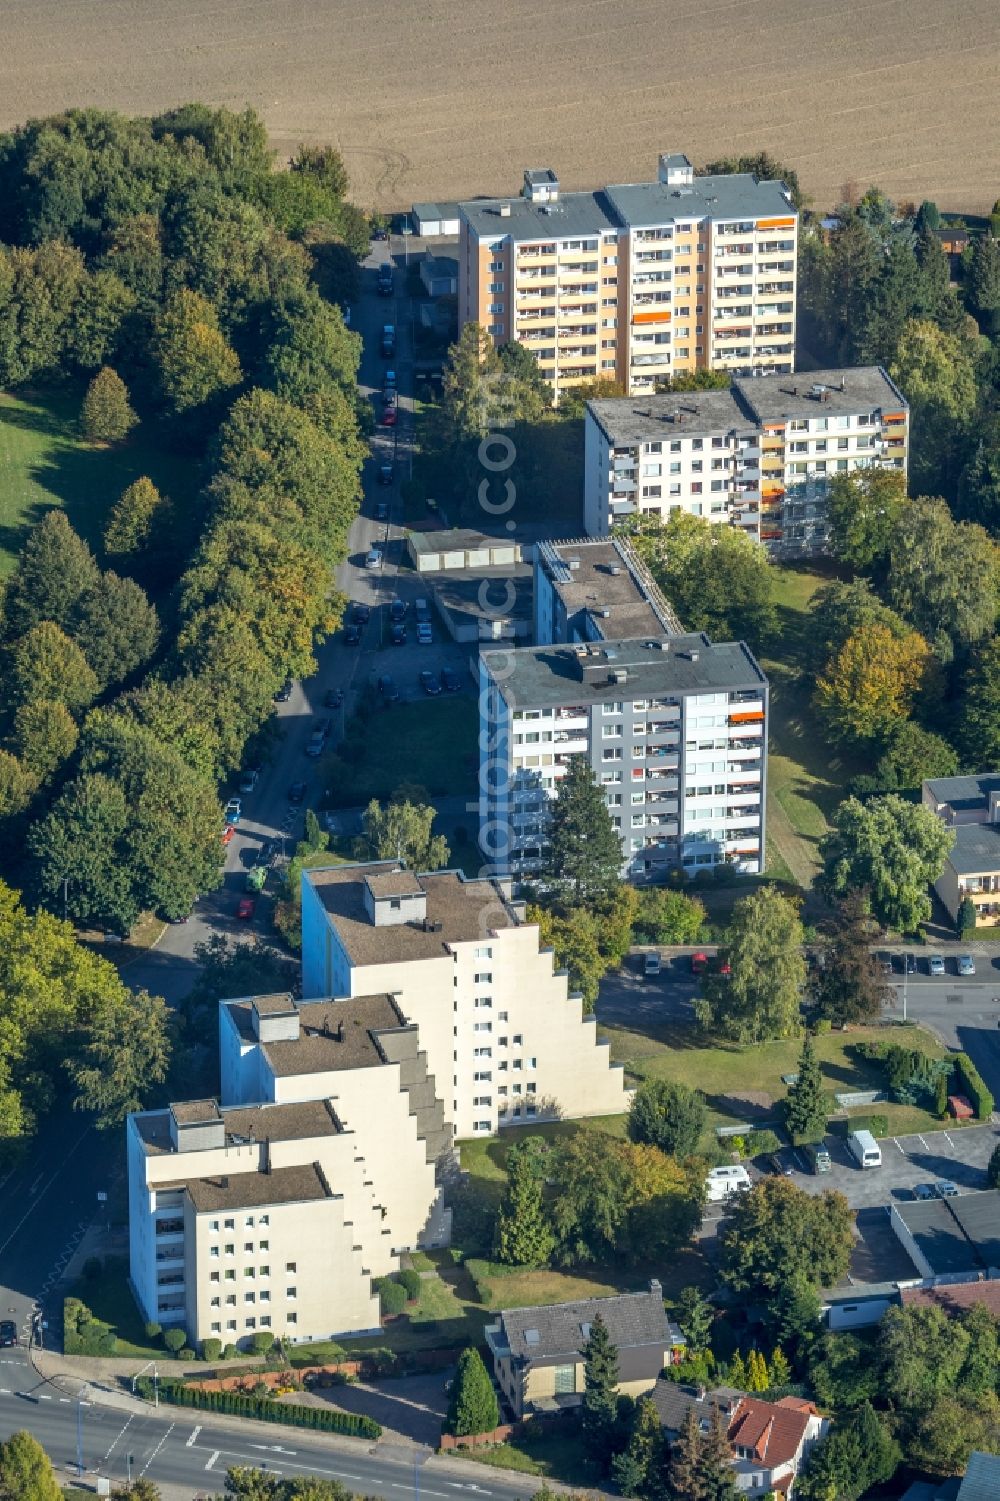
[927,954,945,976]
[958,954,976,977]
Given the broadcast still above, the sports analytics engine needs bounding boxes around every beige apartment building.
[923,773,1000,927]
[458,154,797,403]
[300,863,628,1139]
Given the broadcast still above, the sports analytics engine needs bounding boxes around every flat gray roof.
[432,565,533,624]
[459,189,618,244]
[924,773,1000,809]
[305,863,515,966]
[538,537,681,637]
[482,634,766,710]
[588,390,752,445]
[409,527,519,555]
[604,172,793,228]
[413,200,461,221]
[165,1163,331,1214]
[734,366,907,423]
[946,822,1000,876]
[263,995,406,1076]
[894,1194,1000,1277]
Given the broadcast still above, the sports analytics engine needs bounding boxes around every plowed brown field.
[2,0,998,214]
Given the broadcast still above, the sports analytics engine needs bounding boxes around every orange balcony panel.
[756,217,796,230]
[729,711,765,724]
[882,412,906,423]
[762,423,785,433]
[632,310,672,325]
[761,530,782,540]
[762,483,785,497]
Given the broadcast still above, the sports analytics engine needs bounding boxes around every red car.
[221,825,236,847]
[691,952,731,978]
[236,896,255,920]
[691,952,709,975]
[381,404,397,427]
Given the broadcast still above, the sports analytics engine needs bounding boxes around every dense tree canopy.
[626,510,775,644]
[719,1178,854,1299]
[695,888,806,1042]
[819,794,956,933]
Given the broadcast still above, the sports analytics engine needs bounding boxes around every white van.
[848,1129,882,1169]
[706,1165,752,1202]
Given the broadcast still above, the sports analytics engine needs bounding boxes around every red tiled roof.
[728,1397,811,1468]
[901,1280,1000,1319]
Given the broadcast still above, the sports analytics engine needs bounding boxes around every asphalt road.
[0,1353,543,1501]
[882,973,1000,1100]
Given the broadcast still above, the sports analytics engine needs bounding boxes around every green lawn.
[602,1019,955,1142]
[65,1257,160,1359]
[322,694,478,806]
[761,562,863,893]
[0,387,199,576]
[458,1427,594,1485]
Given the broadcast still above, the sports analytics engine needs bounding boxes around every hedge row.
[954,1054,995,1120]
[136,1377,381,1438]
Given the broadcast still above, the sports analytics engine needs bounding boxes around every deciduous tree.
[815,621,931,743]
[69,985,171,1128]
[151,288,242,414]
[71,572,160,690]
[81,365,137,442]
[959,637,1000,767]
[890,320,977,492]
[104,476,170,558]
[8,620,99,715]
[819,794,955,934]
[888,497,999,648]
[695,888,805,1043]
[634,888,706,945]
[528,903,606,1014]
[0,510,100,642]
[628,1080,706,1159]
[719,1179,854,1299]
[796,1401,899,1501]
[0,1429,62,1501]
[871,721,958,793]
[626,511,775,644]
[825,467,907,571]
[812,892,891,1026]
[10,698,79,783]
[356,798,449,871]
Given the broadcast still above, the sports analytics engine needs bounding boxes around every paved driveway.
[314,1369,453,1448]
[772,1122,1000,1208]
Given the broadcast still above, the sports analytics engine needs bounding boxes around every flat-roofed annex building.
[584,366,909,553]
[459,153,797,404]
[300,863,628,1139]
[479,632,767,884]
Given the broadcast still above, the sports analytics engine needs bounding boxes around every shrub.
[934,1071,949,1118]
[178,1347,196,1361]
[135,1377,382,1438]
[813,1017,832,1034]
[398,1269,422,1301]
[250,1332,275,1355]
[201,1338,222,1362]
[745,1129,781,1157]
[954,1053,994,1119]
[988,1143,1000,1190]
[63,1296,118,1357]
[376,1277,407,1317]
[144,1322,162,1341]
[163,1328,187,1353]
[83,1256,103,1281]
[222,1344,239,1360]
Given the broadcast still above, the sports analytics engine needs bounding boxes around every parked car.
[274,679,292,702]
[803,1142,832,1174]
[389,598,406,621]
[416,623,433,645]
[224,798,242,825]
[378,674,399,702]
[913,1182,936,1201]
[377,263,393,294]
[353,602,371,625]
[236,896,255,920]
[764,1152,793,1176]
[391,623,407,645]
[324,688,344,710]
[220,824,236,847]
[959,954,976,976]
[384,368,397,390]
[934,1180,960,1198]
[415,597,431,622]
[375,500,389,522]
[378,460,393,486]
[239,767,260,794]
[441,666,461,692]
[288,781,307,805]
[0,1321,16,1348]
[381,403,397,427]
[419,670,442,696]
[365,547,383,569]
[876,952,894,976]
[927,953,945,976]
[344,622,361,645]
[902,952,918,974]
[382,386,397,408]
[381,324,395,356]
[643,952,662,979]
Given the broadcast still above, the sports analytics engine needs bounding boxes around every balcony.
[156,1218,184,1237]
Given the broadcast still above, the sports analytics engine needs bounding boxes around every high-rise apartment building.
[458,154,797,402]
[583,367,909,552]
[479,630,768,885]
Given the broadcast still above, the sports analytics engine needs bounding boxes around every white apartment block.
[458,153,797,403]
[584,367,909,553]
[479,633,768,885]
[300,863,627,1140]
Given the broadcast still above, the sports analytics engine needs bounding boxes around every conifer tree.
[582,1313,620,1463]
[746,1349,769,1392]
[493,1138,554,1268]
[768,1346,792,1389]
[445,1347,498,1437]
[784,1034,828,1143]
[667,1407,705,1501]
[696,1406,739,1501]
[82,366,138,442]
[727,1350,748,1389]
[541,758,622,907]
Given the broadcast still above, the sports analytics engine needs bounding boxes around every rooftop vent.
[567,558,581,571]
[609,564,622,576]
[688,649,700,661]
[498,203,511,218]
[422,918,443,934]
[611,668,628,685]
[598,608,611,618]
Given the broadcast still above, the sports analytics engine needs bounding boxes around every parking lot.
[341,595,477,706]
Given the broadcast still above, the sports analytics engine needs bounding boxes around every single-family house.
[922,774,1000,926]
[650,1382,828,1497]
[485,1280,683,1419]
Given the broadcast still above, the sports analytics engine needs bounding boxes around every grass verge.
[456,1426,594,1485]
[65,1257,160,1359]
[322,695,477,806]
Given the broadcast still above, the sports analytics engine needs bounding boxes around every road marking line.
[0,1389,10,1395]
[139,1421,174,1476]
[104,1414,134,1462]
[205,1451,220,1471]
[186,1426,202,1447]
[943,1131,955,1149]
[38,1393,51,1400]
[917,1134,929,1150]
